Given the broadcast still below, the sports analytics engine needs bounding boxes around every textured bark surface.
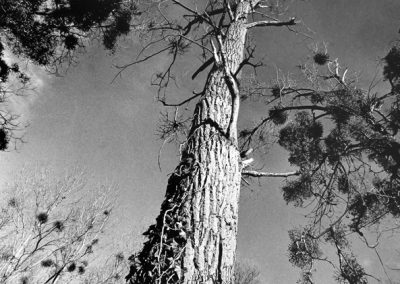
[127,2,254,283]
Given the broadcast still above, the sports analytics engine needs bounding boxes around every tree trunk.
[127,2,253,283]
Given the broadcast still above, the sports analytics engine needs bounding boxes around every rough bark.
[127,2,254,283]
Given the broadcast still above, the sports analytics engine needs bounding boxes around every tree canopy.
[0,166,118,283]
[114,1,400,281]
[2,0,400,283]
[270,52,400,283]
[0,0,139,150]
[0,0,138,66]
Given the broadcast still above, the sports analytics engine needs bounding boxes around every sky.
[1,0,400,283]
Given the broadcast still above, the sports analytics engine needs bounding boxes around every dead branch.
[246,17,297,29]
[241,169,300,178]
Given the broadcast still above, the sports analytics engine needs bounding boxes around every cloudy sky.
[1,0,400,283]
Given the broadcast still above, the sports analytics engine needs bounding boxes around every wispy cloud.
[3,49,49,122]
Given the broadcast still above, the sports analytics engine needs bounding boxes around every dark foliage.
[279,112,324,168]
[383,45,400,89]
[0,128,9,150]
[313,52,329,65]
[64,35,79,50]
[336,175,351,194]
[7,197,17,207]
[41,259,54,268]
[0,58,10,82]
[324,226,348,249]
[0,0,137,82]
[282,175,313,206]
[288,228,321,269]
[310,92,324,104]
[36,212,48,224]
[335,255,367,284]
[325,88,365,125]
[0,0,136,67]
[271,85,282,97]
[269,108,288,125]
[67,262,76,272]
[78,266,85,274]
[307,121,323,139]
[324,128,350,165]
[348,178,400,228]
[269,40,400,283]
[53,220,64,232]
[102,4,138,50]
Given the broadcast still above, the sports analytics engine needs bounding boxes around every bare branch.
[224,0,235,21]
[246,17,297,29]
[160,91,203,107]
[182,7,226,36]
[242,169,300,178]
[171,0,218,31]
[192,57,215,80]
[210,39,221,64]
[112,46,170,83]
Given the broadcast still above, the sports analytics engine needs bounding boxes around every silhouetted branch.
[246,17,297,29]
[160,91,203,107]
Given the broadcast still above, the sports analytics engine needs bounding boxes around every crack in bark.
[217,240,223,283]
[188,118,238,149]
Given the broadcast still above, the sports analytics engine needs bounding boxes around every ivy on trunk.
[125,1,297,283]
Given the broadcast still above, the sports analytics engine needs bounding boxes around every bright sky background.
[1,0,400,283]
